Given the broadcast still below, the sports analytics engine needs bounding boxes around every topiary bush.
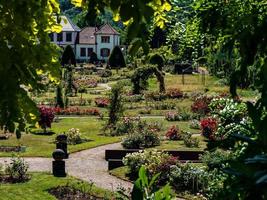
[108,46,126,69]
[89,52,98,63]
[149,53,164,71]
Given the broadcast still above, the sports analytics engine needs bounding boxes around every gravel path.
[0,143,133,192]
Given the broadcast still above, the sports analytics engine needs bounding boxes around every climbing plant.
[131,65,165,94]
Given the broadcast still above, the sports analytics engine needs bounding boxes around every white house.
[76,23,120,62]
[50,16,120,62]
[50,16,80,52]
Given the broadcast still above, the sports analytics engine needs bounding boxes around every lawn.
[0,173,111,200]
[0,118,120,157]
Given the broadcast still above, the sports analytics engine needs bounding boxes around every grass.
[0,173,111,200]
[0,118,120,157]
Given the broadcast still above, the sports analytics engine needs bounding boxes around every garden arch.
[131,66,165,94]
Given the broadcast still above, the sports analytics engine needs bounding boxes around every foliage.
[169,162,209,194]
[165,125,181,140]
[0,0,61,136]
[105,83,124,134]
[165,111,191,121]
[56,85,64,108]
[189,120,200,130]
[182,132,199,148]
[5,156,29,182]
[89,52,98,63]
[122,150,177,179]
[165,88,183,99]
[53,107,100,116]
[61,45,76,67]
[131,65,165,94]
[191,95,211,116]
[62,128,82,145]
[38,106,55,133]
[149,54,164,71]
[122,127,160,149]
[200,118,218,140]
[200,150,233,170]
[94,97,109,107]
[131,166,173,200]
[108,46,126,69]
[96,69,112,77]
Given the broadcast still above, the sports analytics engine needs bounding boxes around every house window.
[87,48,93,57]
[57,33,63,42]
[49,33,54,41]
[101,36,110,43]
[80,48,86,57]
[100,48,110,57]
[66,32,72,42]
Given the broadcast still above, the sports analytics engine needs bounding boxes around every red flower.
[200,118,218,140]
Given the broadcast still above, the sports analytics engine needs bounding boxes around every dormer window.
[101,36,110,43]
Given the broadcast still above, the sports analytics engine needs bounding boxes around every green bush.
[182,132,199,148]
[108,46,126,69]
[5,156,29,182]
[149,53,164,71]
[89,52,98,63]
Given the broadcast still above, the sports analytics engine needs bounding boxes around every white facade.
[51,16,120,62]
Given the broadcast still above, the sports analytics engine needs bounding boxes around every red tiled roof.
[79,27,97,44]
[95,23,119,35]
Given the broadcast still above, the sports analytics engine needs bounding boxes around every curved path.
[0,143,133,192]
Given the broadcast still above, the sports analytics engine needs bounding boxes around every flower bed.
[94,97,110,107]
[53,107,101,116]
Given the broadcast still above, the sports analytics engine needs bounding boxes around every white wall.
[96,34,116,61]
[51,32,78,46]
[76,44,95,61]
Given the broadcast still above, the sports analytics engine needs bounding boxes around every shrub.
[64,128,83,145]
[89,52,98,63]
[53,107,100,116]
[94,97,109,107]
[122,128,160,149]
[165,111,180,121]
[169,163,209,193]
[144,91,167,101]
[189,120,201,129]
[75,78,98,88]
[108,46,126,69]
[165,125,181,140]
[182,132,199,148]
[191,95,212,116]
[5,156,29,182]
[97,69,112,77]
[122,150,177,178]
[200,118,218,140]
[152,101,176,110]
[38,106,55,133]
[200,149,234,170]
[166,88,183,99]
[149,54,164,71]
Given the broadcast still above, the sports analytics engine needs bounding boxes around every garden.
[0,0,266,200]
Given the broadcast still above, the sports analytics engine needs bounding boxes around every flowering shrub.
[165,125,181,140]
[209,97,250,140]
[64,128,83,145]
[38,106,55,133]
[166,88,183,99]
[189,120,201,129]
[165,111,180,121]
[94,97,109,107]
[122,150,178,183]
[200,118,218,140]
[182,132,199,148]
[53,107,100,116]
[121,128,160,149]
[165,111,191,121]
[5,156,29,182]
[191,95,212,116]
[144,91,167,101]
[74,78,98,88]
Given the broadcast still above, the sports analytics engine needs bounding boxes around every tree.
[56,85,64,108]
[61,45,76,67]
[0,0,61,136]
[108,46,126,69]
[38,106,55,134]
[89,52,98,63]
[192,0,267,199]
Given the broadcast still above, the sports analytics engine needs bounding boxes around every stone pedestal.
[52,160,66,177]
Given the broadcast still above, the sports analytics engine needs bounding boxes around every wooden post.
[182,70,185,85]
